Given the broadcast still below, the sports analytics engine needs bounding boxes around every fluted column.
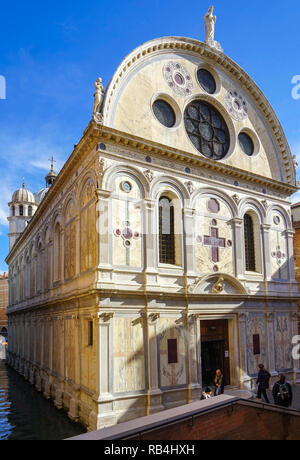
[285,229,296,281]
[68,314,80,421]
[261,224,271,281]
[266,312,276,375]
[183,207,196,275]
[146,312,163,414]
[291,311,300,383]
[143,199,158,289]
[89,311,114,431]
[232,218,244,278]
[238,312,249,388]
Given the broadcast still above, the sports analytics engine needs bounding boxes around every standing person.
[272,374,293,408]
[214,369,225,396]
[256,364,270,403]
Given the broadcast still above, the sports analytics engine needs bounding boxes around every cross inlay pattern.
[271,246,286,266]
[114,221,140,265]
[203,224,226,263]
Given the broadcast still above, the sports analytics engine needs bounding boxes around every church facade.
[5,31,300,430]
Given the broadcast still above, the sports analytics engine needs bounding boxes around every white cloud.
[291,192,300,204]
[0,184,13,227]
[0,125,67,228]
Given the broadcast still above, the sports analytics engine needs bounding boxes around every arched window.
[53,223,61,282]
[12,206,15,216]
[37,243,43,292]
[244,213,256,271]
[159,197,175,264]
[28,206,33,217]
[19,205,23,216]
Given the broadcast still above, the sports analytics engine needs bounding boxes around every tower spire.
[49,156,56,172]
[45,156,57,187]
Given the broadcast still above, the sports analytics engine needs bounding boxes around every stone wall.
[130,402,300,441]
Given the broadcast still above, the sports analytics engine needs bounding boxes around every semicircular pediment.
[190,273,247,295]
[101,36,295,186]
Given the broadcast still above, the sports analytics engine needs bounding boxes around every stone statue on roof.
[92,77,104,123]
[204,6,223,52]
[204,6,216,43]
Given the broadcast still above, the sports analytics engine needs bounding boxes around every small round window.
[197,68,216,94]
[153,99,176,128]
[238,132,254,157]
[121,181,132,193]
[273,215,281,225]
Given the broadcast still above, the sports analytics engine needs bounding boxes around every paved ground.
[256,384,300,410]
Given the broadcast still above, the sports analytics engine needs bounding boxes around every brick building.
[0,272,8,339]
[292,203,300,334]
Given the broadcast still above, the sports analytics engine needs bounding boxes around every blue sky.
[0,0,299,273]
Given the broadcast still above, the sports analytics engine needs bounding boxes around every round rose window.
[184,100,230,160]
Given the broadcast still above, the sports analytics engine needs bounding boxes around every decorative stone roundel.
[225,90,248,121]
[163,61,194,97]
[207,198,220,214]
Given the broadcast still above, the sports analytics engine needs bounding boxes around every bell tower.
[45,157,57,187]
[7,181,37,250]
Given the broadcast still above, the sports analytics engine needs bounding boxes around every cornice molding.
[6,122,298,262]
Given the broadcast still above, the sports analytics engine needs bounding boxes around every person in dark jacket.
[214,369,225,396]
[272,374,293,407]
[256,364,270,403]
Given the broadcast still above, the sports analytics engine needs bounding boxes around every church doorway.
[200,319,230,387]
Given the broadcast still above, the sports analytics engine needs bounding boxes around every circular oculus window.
[238,132,254,156]
[121,181,132,193]
[152,99,176,128]
[197,68,216,94]
[273,215,281,225]
[184,100,230,160]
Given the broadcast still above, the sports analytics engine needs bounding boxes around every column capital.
[284,229,295,238]
[231,217,243,227]
[182,207,196,217]
[261,223,271,232]
[239,312,249,321]
[97,312,114,324]
[96,189,111,199]
[144,198,156,210]
[148,312,160,323]
[266,311,275,321]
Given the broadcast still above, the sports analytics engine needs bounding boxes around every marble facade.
[5,35,300,430]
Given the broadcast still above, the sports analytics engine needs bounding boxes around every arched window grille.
[53,223,61,282]
[159,197,175,264]
[19,205,23,216]
[12,206,15,216]
[244,213,256,271]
